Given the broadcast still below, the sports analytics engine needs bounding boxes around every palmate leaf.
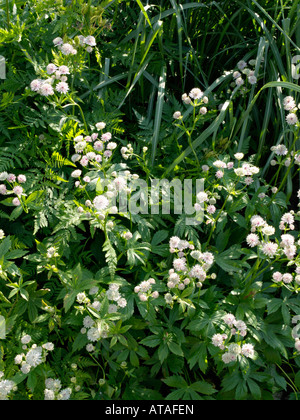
[60,264,97,312]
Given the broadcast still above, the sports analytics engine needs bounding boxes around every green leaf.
[140,335,161,348]
[190,381,216,395]
[247,378,261,400]
[162,375,187,389]
[0,236,11,256]
[167,341,184,357]
[72,333,89,352]
[158,344,169,363]
[151,230,169,246]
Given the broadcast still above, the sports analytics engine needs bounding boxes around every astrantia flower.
[250,215,266,229]
[106,142,117,150]
[76,292,87,303]
[30,79,42,92]
[237,60,247,70]
[46,63,57,74]
[207,205,216,214]
[44,389,55,400]
[201,252,214,266]
[235,77,244,87]
[14,354,23,364]
[53,37,63,46]
[42,342,54,351]
[223,313,236,328]
[228,343,241,355]
[83,316,95,328]
[93,195,109,210]
[272,271,283,283]
[241,343,254,358]
[60,43,76,55]
[164,293,173,304]
[13,186,23,196]
[281,212,294,226]
[12,197,20,206]
[20,363,31,374]
[173,258,187,272]
[113,176,127,191]
[234,167,246,177]
[189,88,203,100]
[17,175,26,183]
[248,75,257,85]
[246,233,260,248]
[84,36,96,46]
[215,170,224,179]
[283,96,296,111]
[286,113,298,125]
[87,327,101,342]
[262,241,278,258]
[173,111,182,119]
[189,264,206,280]
[262,225,275,236]
[0,379,16,400]
[282,273,293,284]
[213,160,227,169]
[21,334,31,344]
[212,333,227,348]
[59,65,70,75]
[57,388,72,400]
[234,153,244,160]
[117,298,127,308]
[39,83,54,96]
[283,244,297,260]
[71,169,82,178]
[169,236,181,249]
[96,122,106,130]
[196,191,208,203]
[56,81,69,94]
[273,144,288,156]
[222,352,237,364]
[26,347,43,367]
[280,234,295,247]
[101,132,112,142]
[94,141,104,151]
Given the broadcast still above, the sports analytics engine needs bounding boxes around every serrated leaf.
[162,375,187,389]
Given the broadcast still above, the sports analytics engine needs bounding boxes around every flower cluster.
[232,58,260,88]
[164,237,215,306]
[14,334,54,374]
[246,213,299,261]
[44,378,72,400]
[77,284,127,349]
[30,35,96,97]
[201,154,260,183]
[0,171,27,207]
[134,278,159,301]
[173,87,209,119]
[282,96,299,126]
[0,373,17,400]
[106,283,127,309]
[53,34,97,54]
[212,313,255,364]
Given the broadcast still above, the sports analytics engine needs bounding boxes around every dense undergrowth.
[1,0,300,400]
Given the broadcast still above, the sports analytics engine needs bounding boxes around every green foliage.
[1,0,300,402]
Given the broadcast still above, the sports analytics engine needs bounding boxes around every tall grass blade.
[151,65,167,166]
